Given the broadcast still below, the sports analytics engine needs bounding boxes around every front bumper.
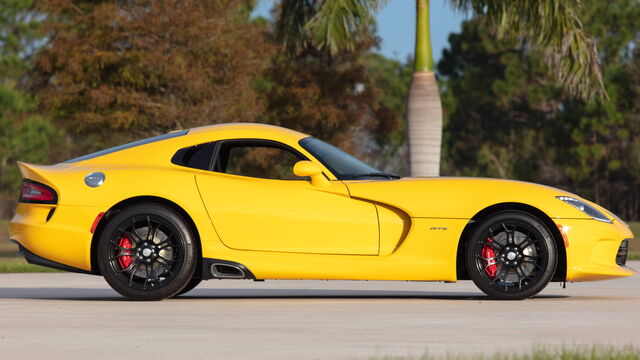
[555,218,636,282]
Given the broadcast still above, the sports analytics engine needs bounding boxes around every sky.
[252,0,468,63]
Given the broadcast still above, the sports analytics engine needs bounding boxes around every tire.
[97,204,197,300]
[465,211,557,300]
[174,276,202,297]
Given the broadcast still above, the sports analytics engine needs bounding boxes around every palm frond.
[275,0,317,55]
[275,0,384,56]
[449,0,606,101]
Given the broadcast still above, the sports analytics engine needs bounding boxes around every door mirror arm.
[293,161,330,187]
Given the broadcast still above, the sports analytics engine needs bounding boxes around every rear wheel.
[174,276,202,296]
[97,204,196,300]
[465,211,557,300]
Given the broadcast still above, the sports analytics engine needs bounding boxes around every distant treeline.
[1,0,639,220]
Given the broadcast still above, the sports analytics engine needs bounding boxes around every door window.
[214,141,306,180]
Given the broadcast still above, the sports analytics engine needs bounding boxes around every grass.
[0,219,16,257]
[369,344,640,359]
[0,256,61,273]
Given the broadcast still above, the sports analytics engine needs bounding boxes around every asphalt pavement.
[0,261,639,359]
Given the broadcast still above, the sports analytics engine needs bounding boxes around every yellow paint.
[196,172,379,255]
[8,123,636,283]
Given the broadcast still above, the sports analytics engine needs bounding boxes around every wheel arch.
[455,202,567,282]
[90,196,202,275]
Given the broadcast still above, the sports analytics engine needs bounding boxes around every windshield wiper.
[348,172,400,180]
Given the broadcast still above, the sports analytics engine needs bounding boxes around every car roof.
[63,123,312,165]
[185,123,309,144]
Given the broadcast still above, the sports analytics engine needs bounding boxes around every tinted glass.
[65,130,189,163]
[172,142,215,170]
[216,143,305,180]
[299,137,379,179]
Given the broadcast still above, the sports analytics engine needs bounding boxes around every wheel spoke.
[109,241,128,251]
[109,253,134,261]
[515,265,528,290]
[155,236,174,248]
[142,263,150,290]
[128,260,141,286]
[476,254,497,262]
[501,222,513,245]
[146,216,157,241]
[480,238,504,251]
[521,259,545,271]
[518,230,533,250]
[489,267,506,285]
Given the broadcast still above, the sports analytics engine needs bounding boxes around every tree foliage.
[32,0,272,154]
[0,0,42,80]
[449,0,605,101]
[0,0,56,210]
[275,0,383,56]
[440,0,640,220]
[260,19,400,167]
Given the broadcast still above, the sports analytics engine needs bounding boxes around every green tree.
[439,0,640,220]
[259,13,399,167]
[0,0,57,217]
[275,0,604,176]
[32,0,272,155]
[0,0,42,80]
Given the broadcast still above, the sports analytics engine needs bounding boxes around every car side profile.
[10,123,635,300]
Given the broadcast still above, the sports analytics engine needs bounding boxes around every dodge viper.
[9,123,635,300]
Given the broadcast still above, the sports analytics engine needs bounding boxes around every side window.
[215,141,306,180]
[172,142,215,170]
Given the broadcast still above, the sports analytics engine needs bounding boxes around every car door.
[195,139,379,255]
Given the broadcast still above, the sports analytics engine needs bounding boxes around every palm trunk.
[407,0,442,176]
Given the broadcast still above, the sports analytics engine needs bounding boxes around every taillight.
[19,180,58,204]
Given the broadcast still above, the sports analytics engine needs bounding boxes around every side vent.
[201,258,256,280]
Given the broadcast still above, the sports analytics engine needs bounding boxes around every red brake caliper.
[118,235,133,269]
[482,237,497,278]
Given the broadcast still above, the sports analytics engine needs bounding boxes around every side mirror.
[293,160,329,187]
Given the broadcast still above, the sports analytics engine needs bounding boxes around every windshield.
[299,137,389,180]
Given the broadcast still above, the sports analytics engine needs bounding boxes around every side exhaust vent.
[211,263,245,279]
[201,258,256,280]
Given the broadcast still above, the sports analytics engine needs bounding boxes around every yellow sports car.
[10,123,635,300]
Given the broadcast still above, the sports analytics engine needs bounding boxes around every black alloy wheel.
[174,276,202,296]
[465,211,557,300]
[97,204,197,300]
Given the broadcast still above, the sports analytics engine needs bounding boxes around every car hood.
[343,177,589,219]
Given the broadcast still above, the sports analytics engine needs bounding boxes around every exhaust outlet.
[211,263,246,279]
[201,258,256,280]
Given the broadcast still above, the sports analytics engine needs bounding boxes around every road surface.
[0,261,639,359]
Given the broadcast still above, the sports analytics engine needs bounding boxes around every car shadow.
[0,287,570,301]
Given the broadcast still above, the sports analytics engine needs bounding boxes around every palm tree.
[275,0,605,176]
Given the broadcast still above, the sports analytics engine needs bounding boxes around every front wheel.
[97,204,197,300]
[465,212,557,300]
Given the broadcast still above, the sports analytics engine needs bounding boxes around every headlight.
[556,196,612,223]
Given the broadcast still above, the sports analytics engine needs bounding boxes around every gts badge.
[430,227,448,231]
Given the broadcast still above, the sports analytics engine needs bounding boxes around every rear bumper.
[555,218,636,281]
[13,240,92,274]
[10,203,103,272]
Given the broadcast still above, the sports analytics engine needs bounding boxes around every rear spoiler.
[17,162,73,188]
